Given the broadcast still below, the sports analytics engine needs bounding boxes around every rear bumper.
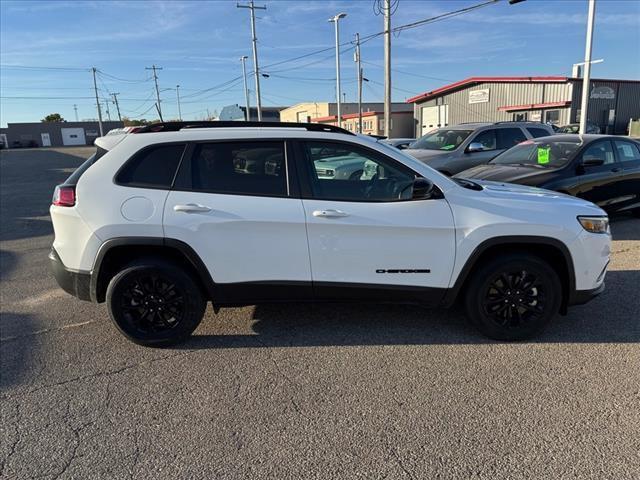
[568,282,605,306]
[49,248,92,301]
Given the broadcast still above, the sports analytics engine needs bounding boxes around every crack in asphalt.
[0,320,96,343]
[3,349,201,401]
[0,402,20,478]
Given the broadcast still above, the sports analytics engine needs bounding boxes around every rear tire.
[464,254,561,341]
[106,259,206,347]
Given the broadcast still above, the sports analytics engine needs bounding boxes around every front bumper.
[49,248,92,301]
[568,282,605,306]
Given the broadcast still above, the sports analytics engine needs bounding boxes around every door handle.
[312,209,349,218]
[173,203,212,213]
[611,167,622,173]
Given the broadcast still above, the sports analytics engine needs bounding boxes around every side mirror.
[466,142,484,153]
[582,156,605,167]
[412,177,435,199]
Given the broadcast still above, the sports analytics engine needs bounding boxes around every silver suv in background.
[404,122,555,176]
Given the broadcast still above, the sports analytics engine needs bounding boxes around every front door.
[163,140,312,303]
[41,133,51,147]
[296,140,456,304]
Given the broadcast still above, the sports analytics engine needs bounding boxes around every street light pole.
[240,56,251,121]
[355,32,363,133]
[329,12,347,128]
[237,1,266,121]
[383,0,392,138]
[579,0,596,135]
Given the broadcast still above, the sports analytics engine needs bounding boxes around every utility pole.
[146,64,164,121]
[237,1,266,121]
[329,13,347,128]
[73,104,79,122]
[579,0,596,135]
[91,67,104,136]
[176,85,182,121]
[104,100,111,121]
[240,56,251,121]
[355,33,363,133]
[383,0,392,138]
[111,93,122,122]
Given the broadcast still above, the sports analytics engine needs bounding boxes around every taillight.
[52,185,76,207]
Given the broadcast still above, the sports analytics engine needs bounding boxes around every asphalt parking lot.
[1,146,639,480]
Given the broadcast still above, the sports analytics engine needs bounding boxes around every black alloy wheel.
[465,254,561,341]
[106,260,206,346]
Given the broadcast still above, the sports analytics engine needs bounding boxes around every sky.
[1,0,639,126]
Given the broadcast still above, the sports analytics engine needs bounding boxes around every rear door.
[164,140,312,302]
[296,139,455,304]
[611,140,640,212]
[572,140,623,209]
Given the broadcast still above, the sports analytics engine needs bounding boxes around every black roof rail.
[134,121,355,135]
[493,120,546,125]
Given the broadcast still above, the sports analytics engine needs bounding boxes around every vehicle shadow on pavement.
[180,269,639,349]
[0,149,90,242]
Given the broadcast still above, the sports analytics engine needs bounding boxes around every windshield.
[491,140,581,168]
[410,129,473,151]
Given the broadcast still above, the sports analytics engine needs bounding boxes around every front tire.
[464,254,561,341]
[106,260,206,347]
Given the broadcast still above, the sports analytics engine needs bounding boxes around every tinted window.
[178,141,287,197]
[116,144,185,188]
[303,141,416,202]
[471,129,496,150]
[411,129,473,151]
[582,141,615,165]
[497,128,527,149]
[613,141,640,163]
[527,127,551,139]
[491,140,581,168]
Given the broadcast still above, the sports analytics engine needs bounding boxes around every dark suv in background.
[405,122,555,176]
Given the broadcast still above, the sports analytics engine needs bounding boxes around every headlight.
[578,216,609,234]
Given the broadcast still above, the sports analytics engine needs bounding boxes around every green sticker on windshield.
[441,144,456,150]
[537,147,550,164]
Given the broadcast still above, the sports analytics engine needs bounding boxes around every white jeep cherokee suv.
[49,121,611,346]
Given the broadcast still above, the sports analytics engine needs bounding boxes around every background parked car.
[557,123,601,134]
[381,138,415,150]
[404,122,555,176]
[455,134,640,216]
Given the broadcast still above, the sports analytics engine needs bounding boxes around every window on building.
[116,144,186,188]
[175,141,287,197]
[545,110,560,125]
[513,113,528,122]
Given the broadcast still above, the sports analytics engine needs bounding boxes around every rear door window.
[497,128,527,149]
[613,140,640,163]
[175,141,288,197]
[116,144,186,188]
[581,141,616,165]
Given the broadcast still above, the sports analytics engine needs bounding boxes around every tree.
[41,113,65,122]
[122,117,151,126]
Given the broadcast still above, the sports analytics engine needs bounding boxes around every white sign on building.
[469,89,490,104]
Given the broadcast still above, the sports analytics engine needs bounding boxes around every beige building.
[310,110,414,138]
[280,102,412,125]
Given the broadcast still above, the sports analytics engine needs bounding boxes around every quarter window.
[613,141,640,163]
[176,141,287,197]
[497,128,527,149]
[303,141,416,202]
[116,144,186,188]
[526,127,551,139]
